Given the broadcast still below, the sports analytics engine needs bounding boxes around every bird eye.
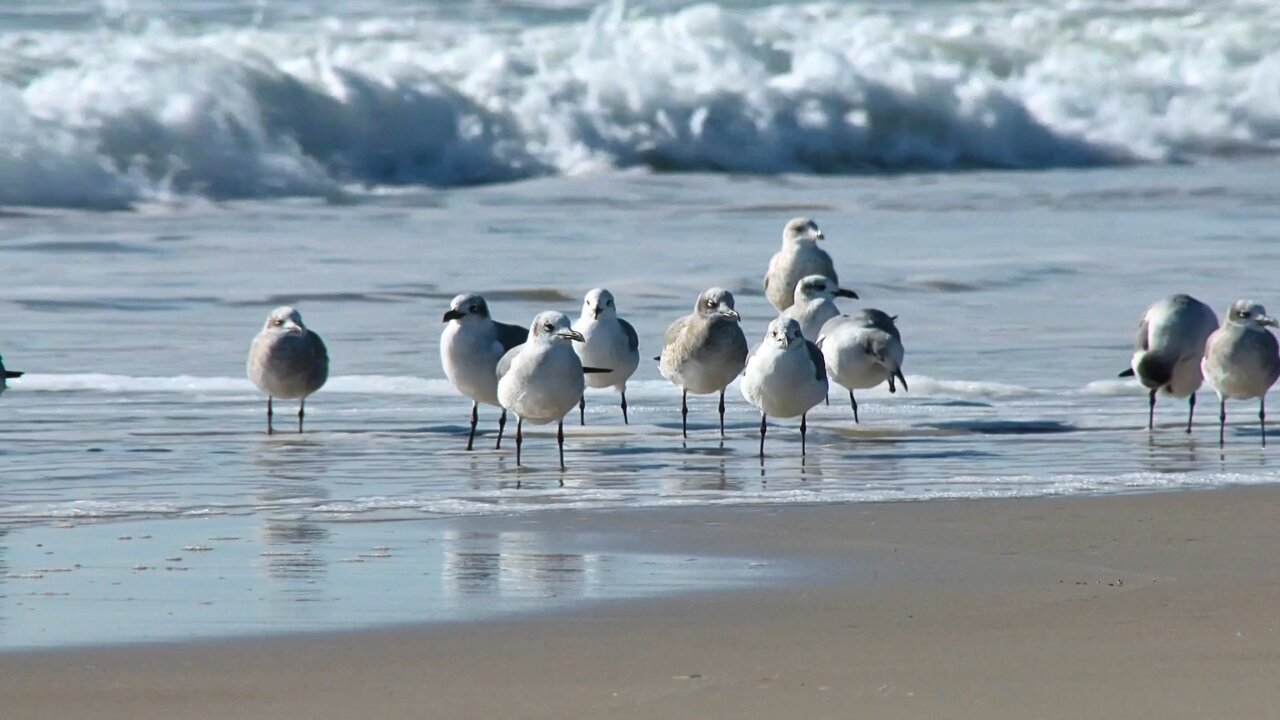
[468,305,478,312]
[607,300,614,306]
[272,318,283,326]
[543,323,554,332]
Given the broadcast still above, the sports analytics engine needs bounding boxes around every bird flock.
[1125,295,1280,447]
[12,218,1268,468]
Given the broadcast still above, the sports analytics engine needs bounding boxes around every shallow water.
[6,160,1280,649]
[4,0,1280,648]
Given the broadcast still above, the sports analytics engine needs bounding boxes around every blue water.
[2,0,1280,648]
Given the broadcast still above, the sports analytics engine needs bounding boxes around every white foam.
[10,373,451,395]
[2,0,1278,208]
[1081,378,1147,397]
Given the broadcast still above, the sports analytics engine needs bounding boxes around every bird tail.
[892,368,908,393]
[583,367,613,374]
[3,371,23,379]
[1117,368,1135,378]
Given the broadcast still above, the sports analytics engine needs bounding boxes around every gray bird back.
[495,321,529,352]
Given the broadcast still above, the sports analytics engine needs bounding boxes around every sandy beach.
[5,486,1279,719]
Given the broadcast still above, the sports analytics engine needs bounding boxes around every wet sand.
[5,486,1280,719]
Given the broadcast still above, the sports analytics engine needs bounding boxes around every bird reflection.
[440,530,599,599]
[257,518,328,585]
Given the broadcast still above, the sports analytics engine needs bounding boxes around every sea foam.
[2,0,1278,207]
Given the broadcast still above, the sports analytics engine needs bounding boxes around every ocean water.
[3,0,1280,647]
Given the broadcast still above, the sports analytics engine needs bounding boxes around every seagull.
[247,306,329,434]
[573,288,640,425]
[658,287,748,438]
[0,354,23,392]
[741,317,828,459]
[498,312,608,470]
[781,274,859,341]
[1201,300,1280,448]
[764,218,838,312]
[441,293,528,450]
[817,309,906,423]
[1118,294,1219,432]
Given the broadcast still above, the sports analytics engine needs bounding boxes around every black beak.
[592,307,601,319]
[443,309,464,322]
[835,288,859,299]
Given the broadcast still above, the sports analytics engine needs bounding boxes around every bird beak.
[443,309,464,322]
[283,321,303,334]
[592,307,601,319]
[1259,315,1279,328]
[719,308,740,321]
[559,329,586,342]
[835,288,859,299]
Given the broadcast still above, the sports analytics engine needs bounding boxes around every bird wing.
[495,321,529,352]
[496,344,523,380]
[619,318,640,354]
[812,247,838,286]
[804,340,827,382]
[1135,314,1149,352]
[309,331,330,363]
[862,331,908,392]
[661,315,693,360]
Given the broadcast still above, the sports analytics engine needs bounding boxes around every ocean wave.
[3,0,1278,208]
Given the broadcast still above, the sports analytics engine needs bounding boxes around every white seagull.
[441,293,528,450]
[741,317,828,460]
[658,287,748,438]
[573,288,640,425]
[1119,294,1219,432]
[1201,300,1280,448]
[498,312,607,469]
[781,274,859,341]
[764,218,838,312]
[247,306,329,434]
[817,309,906,423]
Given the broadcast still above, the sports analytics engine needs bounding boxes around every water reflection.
[441,530,600,599]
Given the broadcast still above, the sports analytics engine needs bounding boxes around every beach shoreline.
[5,485,1279,719]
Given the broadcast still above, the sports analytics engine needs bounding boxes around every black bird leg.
[467,401,478,450]
[516,417,524,466]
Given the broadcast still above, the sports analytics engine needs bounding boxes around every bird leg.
[1147,389,1156,430]
[681,390,688,439]
[1219,400,1227,448]
[579,395,586,426]
[1186,393,1195,434]
[298,397,306,433]
[558,419,566,471]
[718,389,726,437]
[467,401,478,451]
[516,417,523,467]
[850,391,859,424]
[759,413,767,462]
[496,409,507,450]
[801,412,808,457]
[1261,397,1267,448]
[621,389,629,425]
[266,396,274,435]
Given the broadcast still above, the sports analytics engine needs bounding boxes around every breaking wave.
[3,0,1279,208]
